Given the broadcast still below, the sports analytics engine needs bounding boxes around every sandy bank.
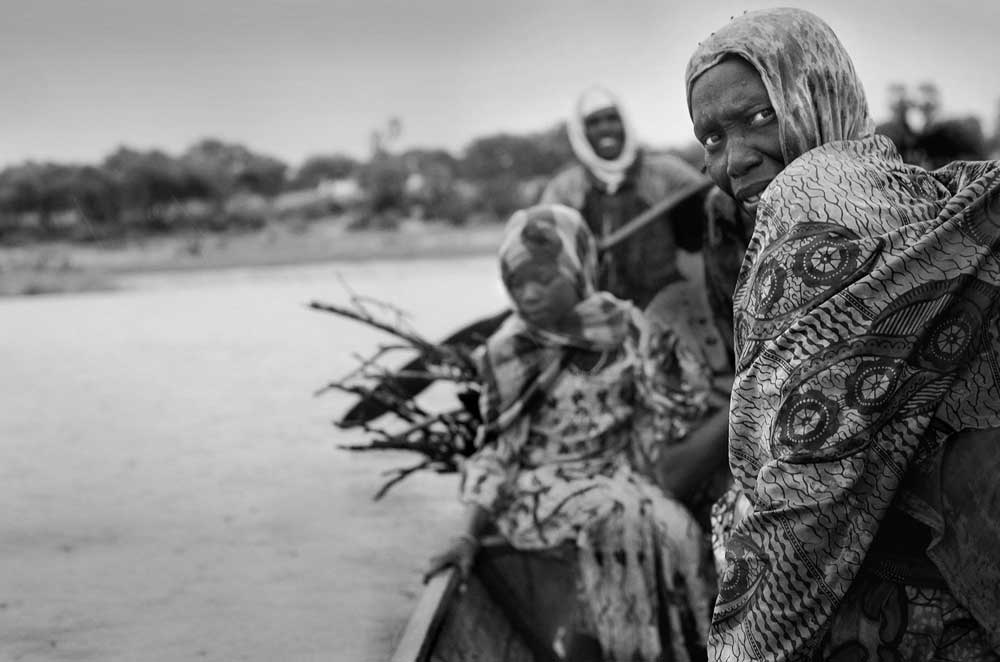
[0,218,505,297]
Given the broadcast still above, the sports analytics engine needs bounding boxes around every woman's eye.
[702,133,722,150]
[750,108,776,125]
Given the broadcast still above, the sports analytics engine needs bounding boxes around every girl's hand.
[423,534,479,583]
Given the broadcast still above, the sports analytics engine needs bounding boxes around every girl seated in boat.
[425,203,715,662]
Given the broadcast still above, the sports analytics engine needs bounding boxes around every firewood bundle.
[310,288,486,499]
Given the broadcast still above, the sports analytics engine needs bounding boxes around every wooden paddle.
[337,178,713,427]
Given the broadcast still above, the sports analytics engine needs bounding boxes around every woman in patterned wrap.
[684,7,1000,662]
[425,203,716,662]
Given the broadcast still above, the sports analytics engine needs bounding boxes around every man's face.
[584,106,626,160]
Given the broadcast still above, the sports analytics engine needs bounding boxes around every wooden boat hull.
[391,542,576,662]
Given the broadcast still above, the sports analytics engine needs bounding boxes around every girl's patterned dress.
[461,337,713,662]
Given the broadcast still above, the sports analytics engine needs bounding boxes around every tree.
[914,82,941,130]
[460,123,572,181]
[358,151,407,218]
[919,117,987,168]
[288,154,360,190]
[0,162,92,233]
[64,165,119,228]
[986,98,1000,158]
[355,119,409,224]
[875,81,984,167]
[0,164,49,230]
[102,147,203,220]
[458,123,573,219]
[399,148,467,223]
[181,139,288,197]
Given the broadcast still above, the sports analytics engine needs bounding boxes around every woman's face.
[690,57,784,217]
[584,106,626,160]
[506,258,581,330]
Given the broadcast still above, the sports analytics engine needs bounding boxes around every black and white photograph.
[1,1,998,661]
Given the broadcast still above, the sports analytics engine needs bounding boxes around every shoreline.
[0,219,506,297]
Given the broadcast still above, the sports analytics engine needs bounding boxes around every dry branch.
[311,289,483,499]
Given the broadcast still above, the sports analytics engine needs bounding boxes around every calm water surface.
[0,256,505,661]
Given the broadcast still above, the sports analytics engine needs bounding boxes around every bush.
[288,154,359,190]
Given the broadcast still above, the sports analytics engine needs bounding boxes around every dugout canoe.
[390,539,576,662]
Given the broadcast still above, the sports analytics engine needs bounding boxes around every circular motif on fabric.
[752,260,787,314]
[846,361,900,412]
[714,534,768,621]
[776,390,838,450]
[793,235,859,287]
[735,316,749,350]
[923,313,975,365]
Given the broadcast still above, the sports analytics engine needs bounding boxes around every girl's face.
[506,258,581,330]
[690,56,784,217]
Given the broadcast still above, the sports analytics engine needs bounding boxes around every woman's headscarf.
[479,204,636,435]
[685,7,875,165]
[684,8,1000,661]
[567,86,639,194]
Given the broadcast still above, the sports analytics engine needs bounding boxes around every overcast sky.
[3,0,998,168]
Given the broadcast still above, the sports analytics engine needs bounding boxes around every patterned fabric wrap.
[567,86,639,194]
[685,8,1000,660]
[817,570,1000,661]
[462,325,713,662]
[464,204,718,661]
[684,8,875,167]
[463,307,711,518]
[718,136,1000,660]
[480,204,635,436]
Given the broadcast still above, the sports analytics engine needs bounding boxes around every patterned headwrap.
[479,204,637,435]
[685,7,875,166]
[684,9,1000,661]
[567,86,639,194]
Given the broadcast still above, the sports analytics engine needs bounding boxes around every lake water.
[0,256,507,661]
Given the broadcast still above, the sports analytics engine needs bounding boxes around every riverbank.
[0,217,505,297]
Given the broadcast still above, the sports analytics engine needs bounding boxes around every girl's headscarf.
[685,7,875,165]
[479,204,636,435]
[567,86,639,194]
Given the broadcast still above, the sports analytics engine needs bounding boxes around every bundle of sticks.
[309,288,489,499]
[310,184,716,498]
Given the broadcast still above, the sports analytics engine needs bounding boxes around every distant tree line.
[0,123,577,245]
[876,82,998,168]
[3,86,997,245]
